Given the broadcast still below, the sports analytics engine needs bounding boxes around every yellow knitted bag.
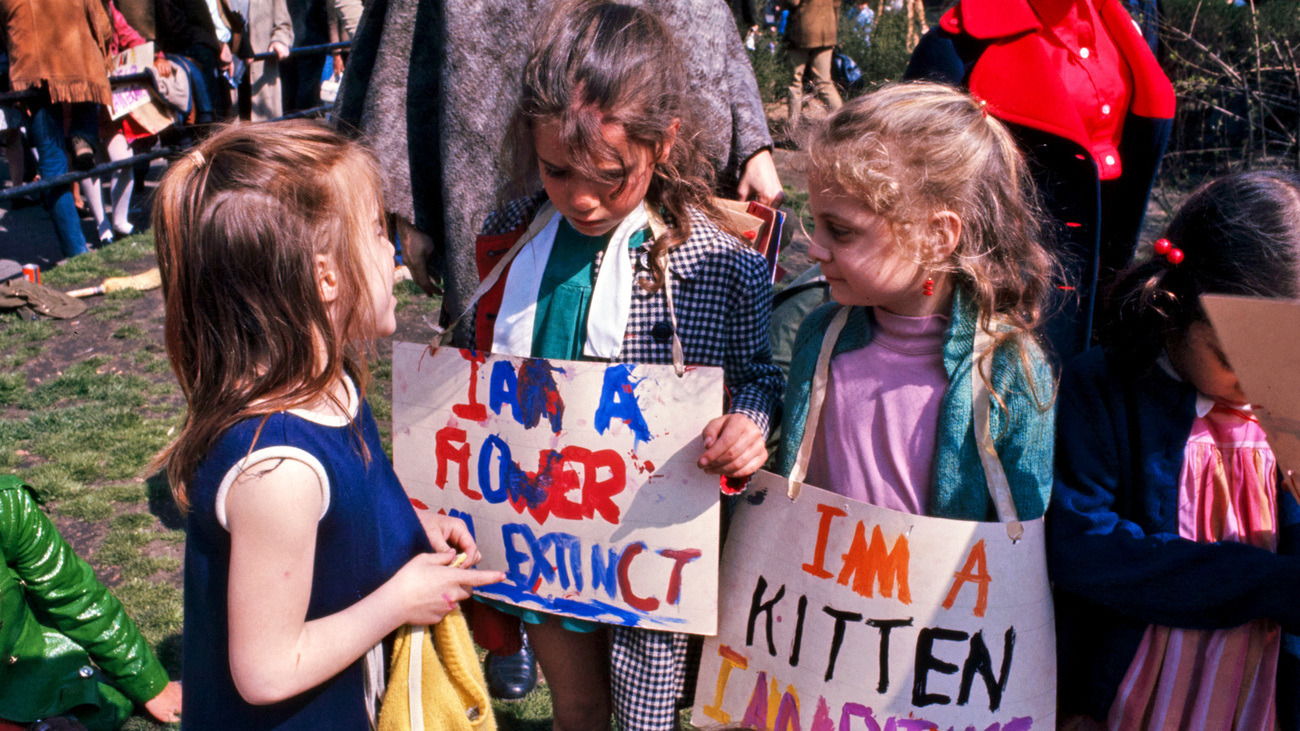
[377,561,496,731]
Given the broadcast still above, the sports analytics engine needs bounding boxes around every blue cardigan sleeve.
[1048,349,1300,632]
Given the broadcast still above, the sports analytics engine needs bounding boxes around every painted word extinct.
[693,473,1056,730]
[393,344,724,633]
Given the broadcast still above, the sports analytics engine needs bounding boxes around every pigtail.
[1101,170,1300,372]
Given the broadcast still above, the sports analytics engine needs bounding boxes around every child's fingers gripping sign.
[393,552,505,626]
[418,512,483,567]
[699,413,767,478]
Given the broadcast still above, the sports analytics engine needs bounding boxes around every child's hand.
[698,414,767,478]
[143,680,183,723]
[418,512,482,567]
[391,552,504,625]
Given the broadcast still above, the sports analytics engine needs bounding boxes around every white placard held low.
[693,471,1056,730]
[393,343,724,634]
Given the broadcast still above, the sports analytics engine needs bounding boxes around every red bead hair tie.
[1153,238,1184,265]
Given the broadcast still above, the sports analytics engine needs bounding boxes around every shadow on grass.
[146,470,186,530]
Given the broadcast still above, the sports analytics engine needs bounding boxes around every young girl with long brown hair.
[152,120,503,729]
[453,2,784,728]
[776,81,1057,533]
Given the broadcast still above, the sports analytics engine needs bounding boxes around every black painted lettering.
[822,606,864,682]
[958,627,1016,712]
[789,595,808,667]
[912,627,968,707]
[865,617,913,694]
[747,575,785,657]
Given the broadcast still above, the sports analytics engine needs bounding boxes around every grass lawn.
[0,235,557,730]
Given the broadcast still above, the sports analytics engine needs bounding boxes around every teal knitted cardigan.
[774,288,1056,521]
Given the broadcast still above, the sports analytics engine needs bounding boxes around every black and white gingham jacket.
[473,195,784,436]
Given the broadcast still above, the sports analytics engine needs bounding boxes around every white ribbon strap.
[430,203,561,347]
[661,255,686,376]
[787,306,850,500]
[971,325,1023,541]
[407,625,426,731]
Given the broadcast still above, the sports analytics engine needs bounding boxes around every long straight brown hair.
[152,120,386,510]
[499,0,730,291]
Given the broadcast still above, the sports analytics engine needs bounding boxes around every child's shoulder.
[673,207,768,278]
[480,193,547,237]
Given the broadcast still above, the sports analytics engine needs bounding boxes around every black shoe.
[484,642,537,700]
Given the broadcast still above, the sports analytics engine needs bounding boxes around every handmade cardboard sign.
[392,343,724,633]
[693,473,1056,730]
[110,43,154,120]
[1203,294,1300,488]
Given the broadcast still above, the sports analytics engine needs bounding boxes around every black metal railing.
[0,41,350,203]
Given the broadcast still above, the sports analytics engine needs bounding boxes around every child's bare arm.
[224,460,503,705]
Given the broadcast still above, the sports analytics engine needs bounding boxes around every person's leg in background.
[106,131,135,236]
[78,173,112,244]
[808,45,842,113]
[28,96,90,258]
[787,47,810,127]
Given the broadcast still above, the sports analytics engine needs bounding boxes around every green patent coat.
[0,475,169,729]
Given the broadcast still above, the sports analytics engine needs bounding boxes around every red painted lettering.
[802,503,847,579]
[452,350,488,421]
[617,543,659,611]
[658,548,703,605]
[435,426,479,499]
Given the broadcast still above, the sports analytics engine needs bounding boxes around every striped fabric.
[1108,401,1280,731]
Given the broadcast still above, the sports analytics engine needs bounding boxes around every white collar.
[1157,352,1250,417]
[288,373,359,426]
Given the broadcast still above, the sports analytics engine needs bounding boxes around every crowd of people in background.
[0,0,363,260]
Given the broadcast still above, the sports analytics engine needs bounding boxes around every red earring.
[922,276,935,296]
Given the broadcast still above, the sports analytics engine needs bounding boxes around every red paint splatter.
[644,461,655,472]
[532,577,543,593]
[409,498,429,510]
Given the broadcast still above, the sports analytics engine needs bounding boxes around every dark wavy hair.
[1101,170,1300,369]
[499,0,728,291]
[151,120,386,510]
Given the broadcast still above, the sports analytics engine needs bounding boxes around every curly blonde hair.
[803,81,1058,401]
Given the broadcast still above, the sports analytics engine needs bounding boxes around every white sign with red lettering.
[393,343,724,633]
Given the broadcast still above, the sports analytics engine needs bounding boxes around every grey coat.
[335,0,773,334]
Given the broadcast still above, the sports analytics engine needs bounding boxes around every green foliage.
[1161,0,1300,176]
[394,278,443,315]
[836,7,915,96]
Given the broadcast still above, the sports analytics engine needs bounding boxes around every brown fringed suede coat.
[1,0,113,105]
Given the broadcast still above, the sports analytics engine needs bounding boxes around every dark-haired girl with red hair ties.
[1049,170,1300,730]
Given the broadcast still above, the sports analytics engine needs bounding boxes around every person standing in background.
[784,0,842,128]
[232,0,293,120]
[0,0,111,258]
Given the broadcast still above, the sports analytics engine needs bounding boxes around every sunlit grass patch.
[0,311,59,349]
